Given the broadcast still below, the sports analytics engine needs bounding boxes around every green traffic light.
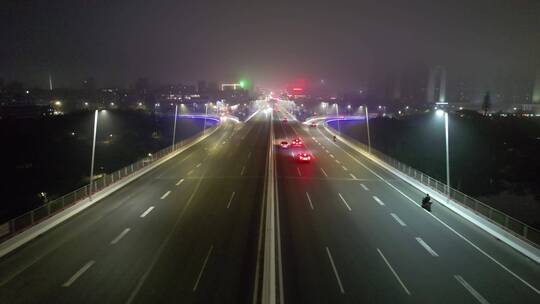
[239,80,246,88]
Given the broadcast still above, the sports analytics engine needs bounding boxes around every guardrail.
[325,123,540,248]
[0,124,218,243]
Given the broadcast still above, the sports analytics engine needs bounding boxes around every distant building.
[533,67,540,104]
[197,80,207,94]
[207,81,218,94]
[426,66,447,103]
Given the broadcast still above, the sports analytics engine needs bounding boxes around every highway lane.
[0,112,270,304]
[273,111,540,303]
[315,124,540,296]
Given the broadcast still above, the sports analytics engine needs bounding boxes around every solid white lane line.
[305,192,314,210]
[454,275,490,304]
[175,178,184,186]
[338,193,352,211]
[140,207,155,218]
[62,260,95,287]
[319,127,540,295]
[193,245,213,292]
[160,191,171,200]
[341,165,348,171]
[325,247,345,294]
[110,228,131,245]
[373,196,385,206]
[360,183,369,191]
[196,163,202,168]
[241,166,246,176]
[377,249,411,295]
[415,237,439,257]
[390,213,407,226]
[329,154,335,158]
[320,167,328,177]
[349,173,357,180]
[297,167,302,177]
[226,192,236,209]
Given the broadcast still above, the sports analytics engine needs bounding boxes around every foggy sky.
[1,0,539,90]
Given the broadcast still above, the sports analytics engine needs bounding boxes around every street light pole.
[365,106,371,153]
[203,103,208,135]
[335,103,341,133]
[444,111,450,198]
[89,110,98,199]
[172,104,178,151]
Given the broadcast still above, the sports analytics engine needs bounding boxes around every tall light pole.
[89,110,99,199]
[364,106,371,153]
[335,103,340,133]
[172,104,178,151]
[436,109,450,199]
[203,103,208,134]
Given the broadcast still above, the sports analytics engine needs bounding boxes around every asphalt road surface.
[0,112,270,304]
[1,107,539,304]
[273,110,540,303]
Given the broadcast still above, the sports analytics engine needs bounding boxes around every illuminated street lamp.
[436,109,450,198]
[203,102,209,134]
[363,106,372,153]
[172,104,178,151]
[334,103,340,133]
[89,109,107,199]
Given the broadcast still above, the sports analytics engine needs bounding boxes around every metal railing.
[0,125,218,243]
[327,124,540,248]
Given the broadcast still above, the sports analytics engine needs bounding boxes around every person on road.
[333,135,337,142]
[421,194,432,212]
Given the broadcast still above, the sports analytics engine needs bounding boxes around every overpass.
[0,106,539,303]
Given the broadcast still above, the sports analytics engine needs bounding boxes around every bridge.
[0,103,539,303]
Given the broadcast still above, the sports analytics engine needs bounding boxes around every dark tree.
[482,91,491,116]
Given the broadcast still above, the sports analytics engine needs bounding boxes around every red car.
[295,152,313,163]
[291,138,304,147]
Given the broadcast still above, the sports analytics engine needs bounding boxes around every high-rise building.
[426,67,436,103]
[426,66,447,103]
[197,80,207,94]
[533,67,540,103]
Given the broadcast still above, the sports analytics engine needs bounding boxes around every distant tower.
[533,67,540,104]
[439,67,447,103]
[426,66,447,103]
[48,74,53,91]
[426,67,436,103]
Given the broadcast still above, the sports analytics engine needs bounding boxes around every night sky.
[1,0,539,90]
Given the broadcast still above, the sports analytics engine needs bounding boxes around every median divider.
[322,123,540,264]
[0,124,221,258]
[261,112,278,304]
